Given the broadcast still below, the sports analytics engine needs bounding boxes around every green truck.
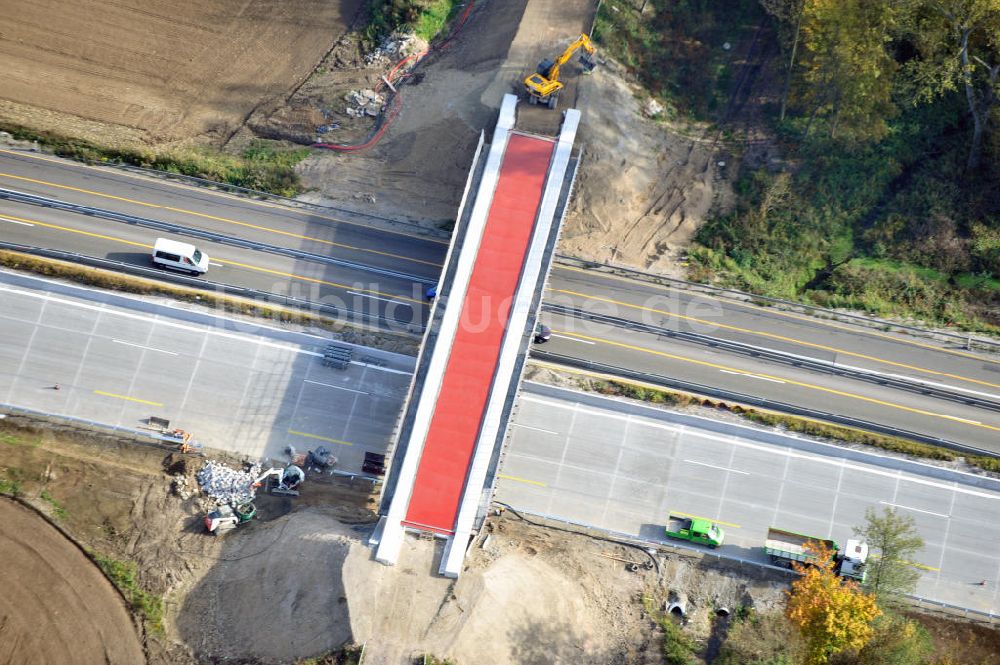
[764,526,869,582]
[665,514,725,548]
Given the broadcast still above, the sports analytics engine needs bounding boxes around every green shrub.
[0,476,22,497]
[716,610,801,665]
[39,489,67,520]
[366,0,459,44]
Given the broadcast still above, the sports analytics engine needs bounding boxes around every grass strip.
[2,124,308,197]
[92,554,164,635]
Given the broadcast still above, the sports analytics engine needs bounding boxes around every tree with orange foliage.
[785,540,881,664]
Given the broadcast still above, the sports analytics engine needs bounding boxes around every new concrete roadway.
[495,383,1000,616]
[0,270,412,467]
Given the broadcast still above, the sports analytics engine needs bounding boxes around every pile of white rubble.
[196,460,262,505]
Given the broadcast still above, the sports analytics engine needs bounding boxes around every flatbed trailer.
[764,527,838,566]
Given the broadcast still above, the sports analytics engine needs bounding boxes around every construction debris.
[643,98,664,118]
[196,460,262,505]
[344,89,385,118]
[364,33,427,67]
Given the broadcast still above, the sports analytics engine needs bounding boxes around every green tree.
[786,541,882,664]
[797,0,900,142]
[760,0,806,120]
[853,506,925,601]
[904,0,1000,170]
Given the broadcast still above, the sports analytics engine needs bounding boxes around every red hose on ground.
[314,1,476,152]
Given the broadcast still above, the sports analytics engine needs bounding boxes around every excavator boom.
[524,33,596,109]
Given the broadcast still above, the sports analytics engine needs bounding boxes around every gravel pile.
[197,460,262,505]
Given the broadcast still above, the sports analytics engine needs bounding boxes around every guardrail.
[0,187,432,284]
[554,255,1000,354]
[0,241,425,334]
[543,303,1000,413]
[529,350,997,458]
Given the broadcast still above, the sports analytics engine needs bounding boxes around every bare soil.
[0,497,146,665]
[293,0,537,225]
[908,610,1000,665]
[0,0,363,148]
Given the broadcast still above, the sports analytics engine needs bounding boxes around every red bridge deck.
[403,133,555,534]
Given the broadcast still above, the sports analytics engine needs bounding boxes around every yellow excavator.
[524,33,597,109]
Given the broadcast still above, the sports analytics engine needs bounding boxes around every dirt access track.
[0,0,362,147]
[0,497,145,665]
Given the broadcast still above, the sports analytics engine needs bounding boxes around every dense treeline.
[599,0,1000,332]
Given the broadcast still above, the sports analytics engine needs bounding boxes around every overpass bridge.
[372,94,581,576]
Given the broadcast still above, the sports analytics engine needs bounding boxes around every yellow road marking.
[904,560,940,572]
[0,212,424,305]
[0,171,442,267]
[670,511,741,528]
[551,286,1000,392]
[498,473,547,487]
[0,149,451,245]
[553,264,1000,368]
[93,390,162,406]
[287,430,353,446]
[552,329,1000,434]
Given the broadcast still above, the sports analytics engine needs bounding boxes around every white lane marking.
[683,459,751,475]
[304,379,370,395]
[0,216,34,226]
[347,290,408,307]
[349,360,410,376]
[112,339,179,355]
[551,333,595,344]
[720,369,786,384]
[209,261,224,267]
[879,500,949,518]
[513,423,559,435]
[518,391,1000,500]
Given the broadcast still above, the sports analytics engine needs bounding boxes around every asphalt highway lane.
[0,148,447,280]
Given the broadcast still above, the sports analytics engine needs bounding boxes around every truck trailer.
[764,526,868,582]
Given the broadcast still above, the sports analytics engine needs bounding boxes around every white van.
[151,237,210,276]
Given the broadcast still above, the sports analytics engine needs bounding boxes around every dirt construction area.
[3,403,1000,664]
[0,411,798,665]
[0,0,362,147]
[290,0,736,273]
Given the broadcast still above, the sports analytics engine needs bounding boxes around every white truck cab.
[151,237,209,276]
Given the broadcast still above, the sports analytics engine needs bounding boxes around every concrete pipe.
[667,591,688,619]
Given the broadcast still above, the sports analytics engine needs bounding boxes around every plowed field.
[0,0,361,144]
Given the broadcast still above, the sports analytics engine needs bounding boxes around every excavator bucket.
[580,53,597,74]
